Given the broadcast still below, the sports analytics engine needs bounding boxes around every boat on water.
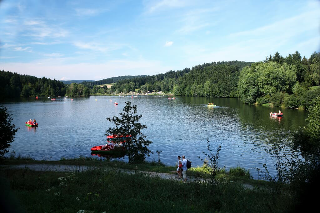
[25,121,38,127]
[90,144,126,155]
[207,103,217,107]
[91,135,131,155]
[270,111,283,117]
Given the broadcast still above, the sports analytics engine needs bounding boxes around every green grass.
[1,156,304,212]
[262,103,274,108]
[2,156,176,173]
[1,167,295,213]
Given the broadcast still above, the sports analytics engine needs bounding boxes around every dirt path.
[1,164,189,181]
[1,164,254,189]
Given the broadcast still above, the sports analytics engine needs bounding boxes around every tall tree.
[106,101,152,163]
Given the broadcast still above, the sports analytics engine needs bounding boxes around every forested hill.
[83,75,148,86]
[62,80,94,85]
[95,51,320,110]
[238,51,320,109]
[108,61,252,97]
[0,71,66,100]
[0,71,90,100]
[2,51,319,110]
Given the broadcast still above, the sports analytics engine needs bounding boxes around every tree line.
[89,61,251,96]
[2,50,319,110]
[91,51,319,110]
[238,51,320,109]
[0,71,90,100]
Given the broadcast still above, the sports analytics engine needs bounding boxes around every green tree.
[273,51,284,64]
[293,97,320,153]
[238,62,297,105]
[305,97,320,141]
[238,65,259,104]
[106,101,152,163]
[204,80,211,97]
[21,84,31,97]
[0,106,18,158]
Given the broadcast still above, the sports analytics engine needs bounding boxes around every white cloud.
[165,41,173,47]
[145,0,187,13]
[0,43,14,49]
[4,18,17,24]
[14,47,31,52]
[75,8,101,16]
[20,19,69,39]
[176,7,219,34]
[24,20,43,25]
[44,53,64,57]
[230,9,319,39]
[73,42,108,52]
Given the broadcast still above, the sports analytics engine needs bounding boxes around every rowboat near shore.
[270,111,283,118]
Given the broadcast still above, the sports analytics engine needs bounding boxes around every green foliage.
[106,101,152,163]
[3,167,295,213]
[306,97,320,140]
[65,83,90,97]
[198,140,222,181]
[175,62,250,97]
[0,70,66,99]
[86,61,251,97]
[229,167,251,179]
[293,97,320,153]
[239,51,320,109]
[238,61,297,104]
[0,70,90,99]
[0,106,18,158]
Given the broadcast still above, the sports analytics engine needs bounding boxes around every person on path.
[182,155,188,182]
[177,156,182,178]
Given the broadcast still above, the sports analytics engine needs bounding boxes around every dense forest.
[238,51,320,109]
[83,75,147,87]
[93,51,319,110]
[90,61,252,96]
[172,61,252,97]
[0,71,90,100]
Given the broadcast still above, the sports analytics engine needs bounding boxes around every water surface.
[3,96,307,178]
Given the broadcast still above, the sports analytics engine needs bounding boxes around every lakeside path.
[1,164,255,190]
[1,164,199,182]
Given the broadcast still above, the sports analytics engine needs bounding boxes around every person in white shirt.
[182,155,187,182]
[177,156,182,178]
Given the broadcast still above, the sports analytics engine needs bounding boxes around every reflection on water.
[3,96,307,178]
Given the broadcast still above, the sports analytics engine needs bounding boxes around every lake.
[2,96,307,178]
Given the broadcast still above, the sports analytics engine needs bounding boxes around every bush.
[0,106,18,158]
[229,167,251,179]
[270,92,286,107]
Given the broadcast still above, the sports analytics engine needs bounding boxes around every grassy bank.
[1,157,299,212]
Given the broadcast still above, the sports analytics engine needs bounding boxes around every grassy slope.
[0,157,296,212]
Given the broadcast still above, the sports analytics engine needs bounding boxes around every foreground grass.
[1,156,176,173]
[1,156,280,189]
[1,157,299,212]
[1,167,295,213]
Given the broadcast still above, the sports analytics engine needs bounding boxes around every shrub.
[0,106,18,158]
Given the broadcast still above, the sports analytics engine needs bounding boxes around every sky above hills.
[0,0,319,80]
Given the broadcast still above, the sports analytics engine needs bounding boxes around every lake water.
[2,96,307,178]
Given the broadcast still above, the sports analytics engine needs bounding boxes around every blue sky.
[0,0,319,80]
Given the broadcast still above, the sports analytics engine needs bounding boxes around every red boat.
[270,112,283,118]
[25,121,38,127]
[91,135,131,155]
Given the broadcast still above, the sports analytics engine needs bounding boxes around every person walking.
[177,156,182,178]
[182,155,188,182]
